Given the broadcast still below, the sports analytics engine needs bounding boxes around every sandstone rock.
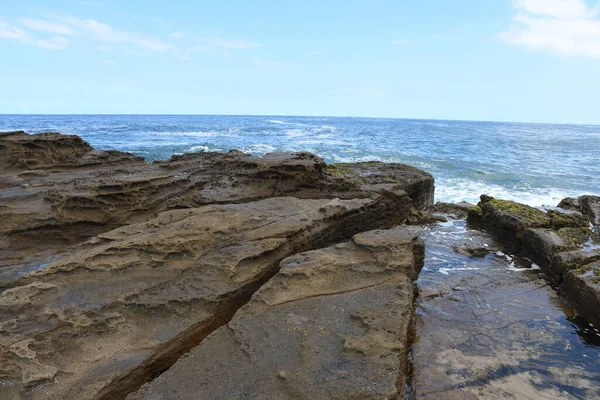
[0,132,434,269]
[467,195,588,252]
[558,195,600,226]
[327,162,435,208]
[467,195,599,325]
[560,261,600,326]
[0,196,406,399]
[580,195,600,226]
[522,229,576,274]
[550,249,600,284]
[557,197,580,212]
[128,227,424,400]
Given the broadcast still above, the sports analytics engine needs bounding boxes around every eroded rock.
[0,132,434,269]
[0,196,408,399]
[559,195,600,226]
[128,227,424,400]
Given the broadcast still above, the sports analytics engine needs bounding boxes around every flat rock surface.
[129,227,424,400]
[0,196,400,400]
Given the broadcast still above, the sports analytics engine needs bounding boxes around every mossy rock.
[405,208,446,225]
[557,227,592,248]
[487,199,551,227]
[326,165,347,178]
[466,205,483,226]
[547,210,589,229]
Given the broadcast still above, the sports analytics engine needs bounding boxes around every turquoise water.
[1,114,599,206]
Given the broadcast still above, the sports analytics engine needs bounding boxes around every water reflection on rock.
[413,220,600,399]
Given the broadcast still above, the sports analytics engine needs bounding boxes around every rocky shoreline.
[0,131,598,399]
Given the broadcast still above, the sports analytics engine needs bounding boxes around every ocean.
[1,114,599,206]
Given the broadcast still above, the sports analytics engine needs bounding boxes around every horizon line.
[1,113,599,127]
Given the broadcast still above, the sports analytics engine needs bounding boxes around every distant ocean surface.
[1,114,599,207]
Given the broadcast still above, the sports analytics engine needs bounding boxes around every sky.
[1,0,600,124]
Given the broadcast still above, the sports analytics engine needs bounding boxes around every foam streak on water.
[1,115,599,206]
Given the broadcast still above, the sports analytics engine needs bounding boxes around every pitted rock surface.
[129,227,424,400]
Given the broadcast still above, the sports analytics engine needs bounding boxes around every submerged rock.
[128,227,424,400]
[428,201,475,220]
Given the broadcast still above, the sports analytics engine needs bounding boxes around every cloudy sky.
[1,0,600,124]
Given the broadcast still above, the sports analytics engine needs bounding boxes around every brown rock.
[0,132,434,269]
[560,261,600,325]
[128,227,424,400]
[0,196,405,399]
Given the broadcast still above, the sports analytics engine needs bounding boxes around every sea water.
[1,114,599,206]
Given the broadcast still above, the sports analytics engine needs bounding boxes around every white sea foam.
[189,145,209,152]
[239,144,277,154]
[439,267,479,275]
[266,120,308,127]
[140,130,228,138]
[506,262,540,272]
[435,178,590,207]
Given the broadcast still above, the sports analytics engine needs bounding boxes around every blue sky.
[1,0,600,123]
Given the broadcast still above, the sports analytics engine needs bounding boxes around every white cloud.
[500,0,600,60]
[0,21,68,49]
[170,32,184,39]
[513,0,596,19]
[59,16,175,52]
[0,21,28,41]
[196,36,260,49]
[339,88,386,97]
[102,59,116,65]
[18,18,74,35]
[36,36,70,49]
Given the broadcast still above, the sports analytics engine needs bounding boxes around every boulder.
[580,195,600,226]
[128,227,424,400]
[521,229,588,281]
[560,262,600,326]
[558,195,600,226]
[467,195,588,252]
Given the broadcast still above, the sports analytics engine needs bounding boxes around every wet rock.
[453,244,490,258]
[0,196,403,400]
[128,227,424,400]
[558,195,600,225]
[468,195,600,327]
[561,262,600,326]
[558,197,580,211]
[581,196,600,226]
[405,208,446,225]
[522,229,577,273]
[467,195,588,252]
[428,201,475,220]
[551,249,600,283]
